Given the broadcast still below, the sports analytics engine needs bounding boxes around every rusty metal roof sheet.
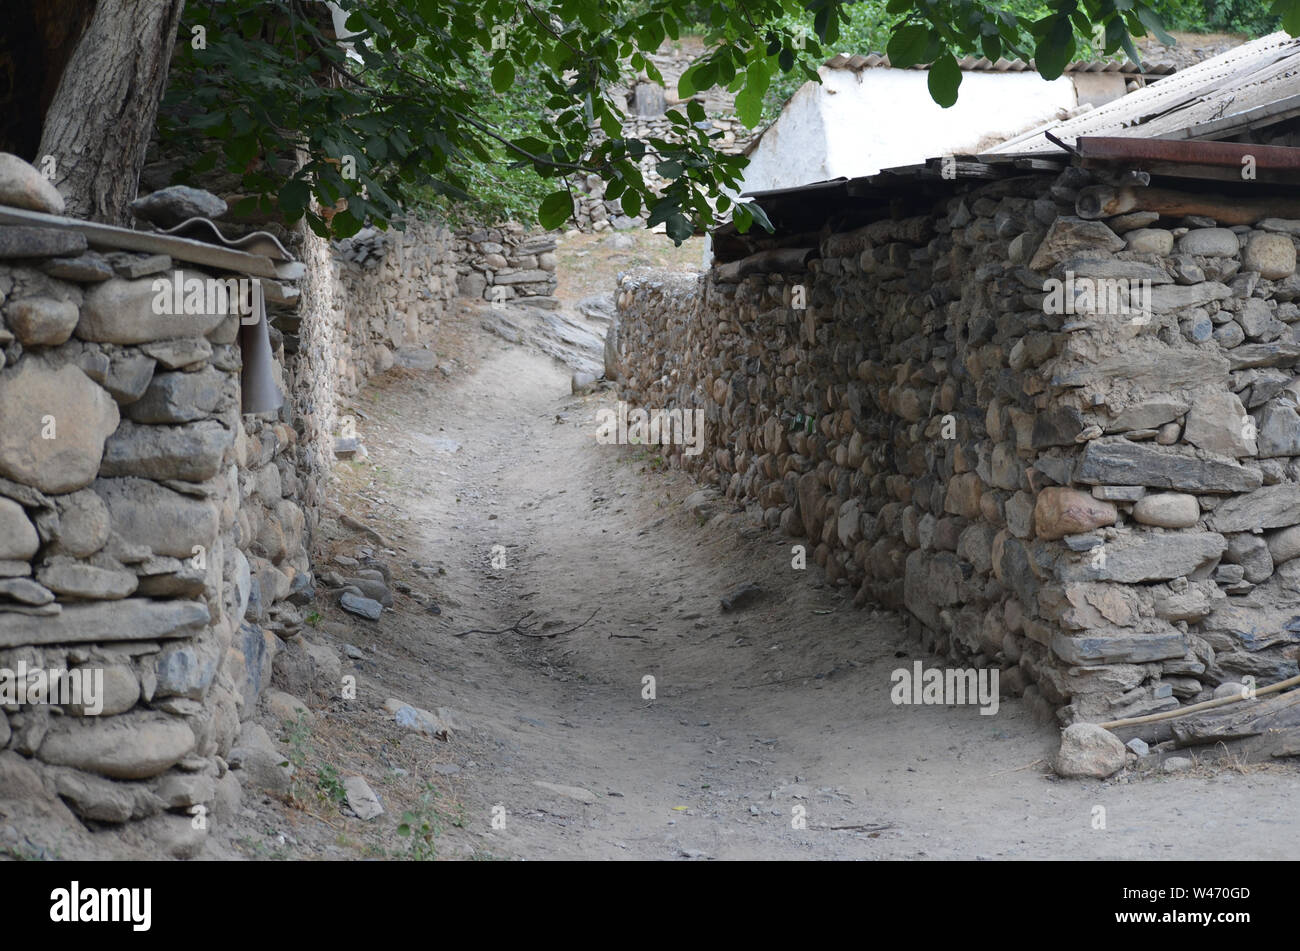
[1074,135,1300,185]
[986,31,1300,153]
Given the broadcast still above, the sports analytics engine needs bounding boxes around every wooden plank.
[0,205,279,278]
[1170,95,1300,142]
[1012,157,1069,172]
[1171,688,1300,747]
[1078,136,1300,170]
[1083,160,1300,185]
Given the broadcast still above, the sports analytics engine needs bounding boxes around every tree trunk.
[36,0,185,225]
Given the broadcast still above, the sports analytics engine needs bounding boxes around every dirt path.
[298,321,1300,862]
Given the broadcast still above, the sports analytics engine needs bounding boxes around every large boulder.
[38,712,196,780]
[78,276,228,344]
[4,296,80,346]
[0,363,119,494]
[0,152,65,213]
[0,498,39,560]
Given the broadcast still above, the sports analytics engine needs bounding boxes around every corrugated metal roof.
[986,32,1300,153]
[824,51,1172,75]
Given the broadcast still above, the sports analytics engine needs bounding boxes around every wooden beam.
[713,246,816,283]
[1075,184,1300,225]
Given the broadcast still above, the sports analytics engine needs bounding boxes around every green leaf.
[512,136,549,156]
[637,17,665,52]
[927,51,962,108]
[888,24,932,69]
[665,213,693,244]
[1035,15,1076,81]
[677,65,697,99]
[692,61,717,92]
[538,190,573,229]
[491,59,515,93]
[1273,0,1300,35]
[746,201,773,233]
[621,189,642,217]
[1101,15,1139,65]
[598,107,623,139]
[735,59,771,129]
[646,195,682,227]
[278,179,312,217]
[733,201,772,235]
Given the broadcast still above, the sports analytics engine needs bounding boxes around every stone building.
[0,152,547,852]
[613,32,1300,730]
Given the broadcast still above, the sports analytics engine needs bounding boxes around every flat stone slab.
[0,225,86,258]
[1057,532,1226,583]
[340,591,382,620]
[41,252,114,282]
[1207,484,1300,533]
[1227,339,1300,370]
[1076,439,1262,494]
[1052,629,1188,665]
[0,598,209,647]
[1052,347,1229,390]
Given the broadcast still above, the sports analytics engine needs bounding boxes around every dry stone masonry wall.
[291,218,461,531]
[570,114,754,233]
[613,167,1300,726]
[569,41,755,233]
[0,201,310,851]
[453,225,558,305]
[0,149,562,847]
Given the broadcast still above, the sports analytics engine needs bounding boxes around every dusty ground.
[252,322,1300,861]
[8,229,1298,862]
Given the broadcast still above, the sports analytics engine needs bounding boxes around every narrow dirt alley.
[293,319,1300,862]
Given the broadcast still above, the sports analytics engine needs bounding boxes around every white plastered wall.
[740,66,1079,194]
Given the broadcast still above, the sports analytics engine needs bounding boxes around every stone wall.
[569,41,757,233]
[570,114,755,232]
[0,231,306,851]
[453,225,558,305]
[613,167,1300,726]
[289,217,460,531]
[0,156,542,848]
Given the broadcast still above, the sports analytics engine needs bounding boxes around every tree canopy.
[149,0,1300,242]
